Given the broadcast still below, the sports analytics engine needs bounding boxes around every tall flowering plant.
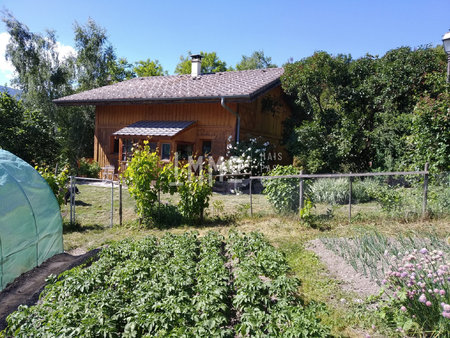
[381,248,449,334]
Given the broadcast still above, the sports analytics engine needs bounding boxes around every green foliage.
[407,91,450,172]
[3,13,136,167]
[174,51,228,74]
[227,231,329,336]
[0,92,59,165]
[36,165,69,206]
[134,58,167,77]
[309,178,374,205]
[2,231,328,337]
[282,46,447,173]
[263,165,301,213]
[123,141,176,221]
[235,50,277,70]
[176,162,213,222]
[77,158,101,178]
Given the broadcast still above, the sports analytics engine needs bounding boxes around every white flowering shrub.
[219,136,271,176]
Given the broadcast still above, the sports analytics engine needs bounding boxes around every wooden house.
[54,55,292,172]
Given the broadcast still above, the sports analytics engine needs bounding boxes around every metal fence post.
[423,162,429,218]
[69,176,73,224]
[73,177,76,224]
[250,178,253,217]
[119,181,123,226]
[299,170,304,213]
[110,179,114,227]
[349,174,353,222]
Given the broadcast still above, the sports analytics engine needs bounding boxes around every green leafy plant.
[123,141,176,223]
[176,162,213,223]
[77,157,101,178]
[36,165,69,206]
[263,165,302,213]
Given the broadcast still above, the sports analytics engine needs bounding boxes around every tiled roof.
[113,121,196,137]
[53,68,284,106]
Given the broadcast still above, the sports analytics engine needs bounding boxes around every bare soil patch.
[307,239,381,298]
[0,249,99,330]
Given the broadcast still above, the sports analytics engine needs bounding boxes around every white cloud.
[0,32,76,86]
[0,32,15,85]
[55,41,76,61]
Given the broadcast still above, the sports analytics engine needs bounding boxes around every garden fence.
[66,176,123,227]
[249,163,433,221]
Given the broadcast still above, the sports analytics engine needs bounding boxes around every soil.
[0,249,100,331]
[306,239,381,298]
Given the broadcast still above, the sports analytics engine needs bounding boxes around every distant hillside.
[0,86,22,97]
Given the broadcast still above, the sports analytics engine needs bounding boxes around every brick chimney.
[190,54,203,78]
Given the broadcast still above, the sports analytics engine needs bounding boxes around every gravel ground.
[307,239,381,297]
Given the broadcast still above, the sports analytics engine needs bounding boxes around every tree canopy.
[134,59,167,77]
[174,51,228,74]
[235,50,277,70]
[281,46,449,173]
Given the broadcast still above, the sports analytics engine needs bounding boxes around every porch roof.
[112,120,196,137]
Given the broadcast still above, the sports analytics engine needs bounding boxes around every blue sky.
[1,0,449,86]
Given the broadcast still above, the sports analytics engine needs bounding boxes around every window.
[161,143,171,160]
[176,143,193,160]
[122,139,136,161]
[202,140,212,156]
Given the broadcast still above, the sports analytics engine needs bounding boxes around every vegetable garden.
[2,232,329,337]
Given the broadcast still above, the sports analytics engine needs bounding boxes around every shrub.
[123,141,176,221]
[177,162,212,222]
[78,158,101,178]
[263,165,301,213]
[36,165,69,206]
[220,136,272,176]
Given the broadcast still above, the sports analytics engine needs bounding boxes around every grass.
[60,183,450,336]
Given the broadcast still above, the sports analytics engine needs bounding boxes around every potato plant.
[2,232,328,337]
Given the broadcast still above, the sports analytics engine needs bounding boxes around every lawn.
[57,183,450,336]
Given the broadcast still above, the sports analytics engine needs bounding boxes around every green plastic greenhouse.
[0,150,63,290]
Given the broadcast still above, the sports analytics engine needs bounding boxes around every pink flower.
[440,290,446,296]
[419,294,427,303]
[420,248,428,254]
[443,304,450,312]
[443,312,450,319]
[400,306,407,312]
[426,301,432,307]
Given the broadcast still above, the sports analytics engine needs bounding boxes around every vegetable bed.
[2,231,328,337]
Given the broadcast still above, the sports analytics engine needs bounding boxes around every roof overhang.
[53,79,281,107]
[112,120,197,139]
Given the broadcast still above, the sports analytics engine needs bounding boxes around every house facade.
[54,56,292,172]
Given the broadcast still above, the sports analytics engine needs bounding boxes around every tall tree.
[174,51,228,74]
[3,12,73,121]
[236,50,277,70]
[134,59,167,77]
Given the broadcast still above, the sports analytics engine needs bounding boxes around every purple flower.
[419,294,427,303]
[419,248,428,254]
